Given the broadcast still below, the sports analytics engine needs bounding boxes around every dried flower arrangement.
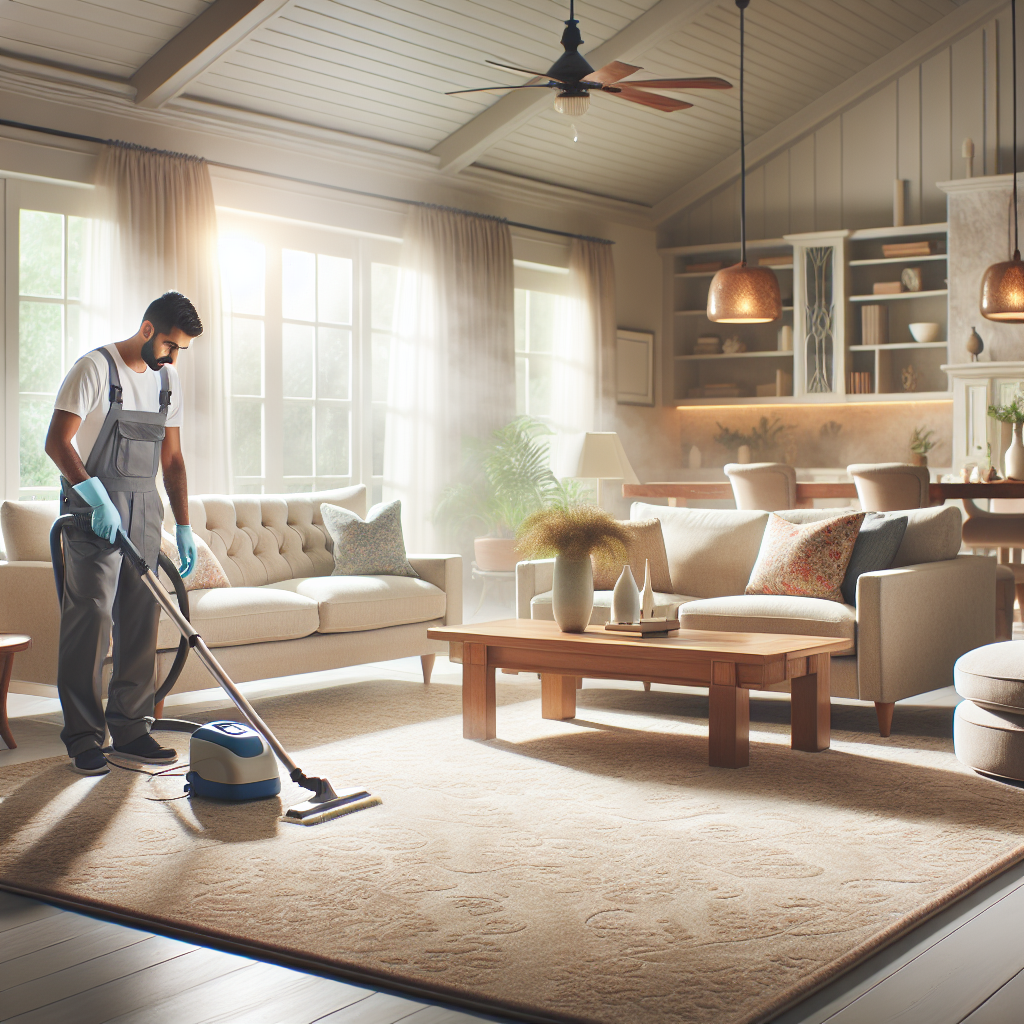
[516,505,628,563]
[988,396,1024,424]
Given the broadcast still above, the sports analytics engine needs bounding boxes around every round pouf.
[953,641,1024,781]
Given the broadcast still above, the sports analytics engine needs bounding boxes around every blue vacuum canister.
[185,721,282,801]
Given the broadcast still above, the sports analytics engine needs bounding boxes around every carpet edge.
[744,841,1024,1024]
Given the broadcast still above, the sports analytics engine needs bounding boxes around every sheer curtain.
[85,142,228,493]
[384,207,515,552]
[552,238,615,436]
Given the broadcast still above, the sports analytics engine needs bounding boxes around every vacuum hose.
[50,513,194,722]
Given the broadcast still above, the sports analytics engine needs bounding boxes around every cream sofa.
[517,503,995,734]
[0,486,461,693]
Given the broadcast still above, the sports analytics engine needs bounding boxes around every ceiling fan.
[446,0,732,117]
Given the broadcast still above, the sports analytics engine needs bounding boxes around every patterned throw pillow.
[746,511,865,603]
[321,500,418,578]
[159,530,231,592]
[591,518,673,591]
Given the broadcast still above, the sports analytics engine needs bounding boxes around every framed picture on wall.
[615,329,655,406]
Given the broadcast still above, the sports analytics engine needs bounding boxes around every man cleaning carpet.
[44,291,203,776]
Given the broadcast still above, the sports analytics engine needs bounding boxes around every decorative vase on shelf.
[911,453,928,468]
[1005,422,1024,480]
[551,555,594,633]
[640,559,655,620]
[612,565,640,625]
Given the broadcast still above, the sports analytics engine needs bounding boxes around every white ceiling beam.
[652,0,1009,225]
[131,0,293,109]
[431,0,720,176]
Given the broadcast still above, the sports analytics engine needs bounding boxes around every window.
[219,214,399,500]
[16,205,87,499]
[513,261,570,427]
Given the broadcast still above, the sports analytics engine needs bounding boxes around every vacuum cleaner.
[51,513,380,825]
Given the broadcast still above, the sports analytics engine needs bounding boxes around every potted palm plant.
[435,417,581,572]
[909,426,936,468]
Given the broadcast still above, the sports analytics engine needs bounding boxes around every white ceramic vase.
[612,565,640,625]
[1006,422,1024,480]
[552,555,594,633]
[641,558,655,620]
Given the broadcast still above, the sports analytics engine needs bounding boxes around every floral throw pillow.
[746,511,865,603]
[321,500,418,578]
[159,530,231,592]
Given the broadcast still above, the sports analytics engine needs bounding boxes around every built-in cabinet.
[661,223,951,406]
[944,361,1024,475]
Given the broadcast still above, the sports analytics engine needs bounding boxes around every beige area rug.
[2,677,1024,1024]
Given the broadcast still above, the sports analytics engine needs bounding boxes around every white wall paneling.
[660,9,1021,248]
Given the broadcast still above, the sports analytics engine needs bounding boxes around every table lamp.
[555,432,639,506]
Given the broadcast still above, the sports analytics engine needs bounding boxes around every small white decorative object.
[641,559,655,620]
[777,325,793,351]
[612,565,640,625]
[722,336,746,354]
[688,445,702,469]
[1006,422,1024,480]
[737,444,752,464]
[909,322,941,343]
[970,464,982,484]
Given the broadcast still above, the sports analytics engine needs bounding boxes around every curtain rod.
[0,117,615,245]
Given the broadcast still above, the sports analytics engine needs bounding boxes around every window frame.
[513,259,570,428]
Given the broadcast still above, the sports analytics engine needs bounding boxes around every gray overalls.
[57,347,172,757]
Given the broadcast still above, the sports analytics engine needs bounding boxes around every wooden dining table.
[623,480,1024,506]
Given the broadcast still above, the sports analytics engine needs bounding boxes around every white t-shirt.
[54,345,184,463]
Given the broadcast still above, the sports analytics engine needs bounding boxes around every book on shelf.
[693,335,721,355]
[873,281,903,295]
[757,255,791,267]
[881,241,935,258]
[776,369,792,396]
[861,304,888,346]
[848,371,873,394]
[702,383,743,398]
[684,260,724,273]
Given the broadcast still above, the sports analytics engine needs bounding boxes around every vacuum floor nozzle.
[283,787,382,826]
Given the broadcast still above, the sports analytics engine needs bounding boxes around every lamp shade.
[555,432,639,483]
[980,255,1024,322]
[707,263,782,323]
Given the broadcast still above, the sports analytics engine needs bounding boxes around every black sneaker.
[111,733,177,764]
[72,748,109,775]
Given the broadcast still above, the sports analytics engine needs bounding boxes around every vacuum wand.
[56,513,379,823]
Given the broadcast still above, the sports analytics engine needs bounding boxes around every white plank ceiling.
[0,0,973,206]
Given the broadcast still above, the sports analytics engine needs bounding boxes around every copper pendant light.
[708,0,781,324]
[981,0,1024,322]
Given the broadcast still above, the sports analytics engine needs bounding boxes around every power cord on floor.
[102,755,192,800]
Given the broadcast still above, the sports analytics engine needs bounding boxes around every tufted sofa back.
[167,485,366,587]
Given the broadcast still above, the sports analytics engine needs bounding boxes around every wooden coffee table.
[426,620,852,768]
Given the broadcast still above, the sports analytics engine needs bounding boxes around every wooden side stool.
[0,634,32,750]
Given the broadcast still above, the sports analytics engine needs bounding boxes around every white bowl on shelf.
[909,322,941,343]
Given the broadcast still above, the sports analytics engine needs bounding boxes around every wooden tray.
[604,619,680,637]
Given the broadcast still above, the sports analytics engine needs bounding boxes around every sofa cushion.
[531,590,692,624]
[592,518,672,591]
[746,512,864,603]
[891,505,962,567]
[321,500,417,577]
[159,531,231,592]
[157,586,319,650]
[841,513,908,604]
[266,575,445,633]
[1,500,59,561]
[954,641,1024,714]
[679,594,856,652]
[630,503,769,599]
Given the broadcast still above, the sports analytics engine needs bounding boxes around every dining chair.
[961,497,1024,640]
[846,463,930,512]
[724,462,797,512]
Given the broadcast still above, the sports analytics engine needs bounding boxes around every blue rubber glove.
[72,477,121,544]
[176,525,197,579]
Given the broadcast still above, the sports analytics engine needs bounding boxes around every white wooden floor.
[2,656,1023,1024]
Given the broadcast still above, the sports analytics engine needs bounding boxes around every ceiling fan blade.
[446,84,555,95]
[485,59,568,85]
[582,61,642,85]
[608,86,693,112]
[622,76,732,90]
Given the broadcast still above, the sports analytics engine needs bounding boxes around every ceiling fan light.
[554,92,590,116]
[707,263,782,323]
[980,254,1024,322]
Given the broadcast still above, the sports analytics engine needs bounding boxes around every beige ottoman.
[953,642,1024,781]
